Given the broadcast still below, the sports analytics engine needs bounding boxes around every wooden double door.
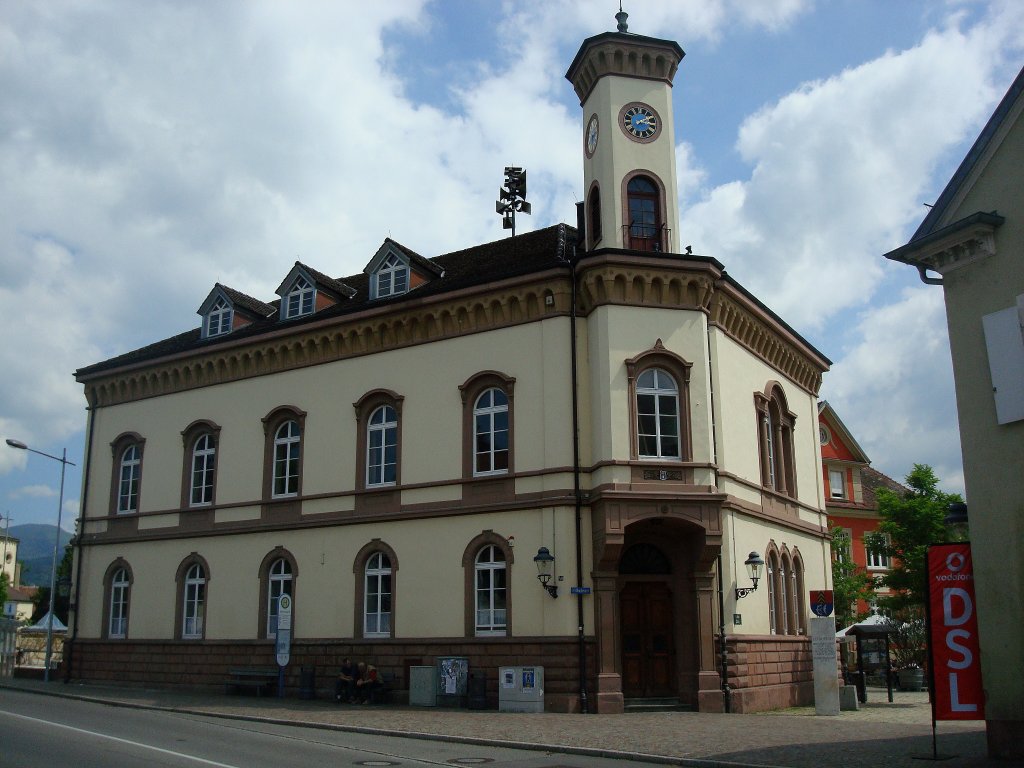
[620,581,676,698]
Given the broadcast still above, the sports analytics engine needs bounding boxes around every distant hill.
[8,524,74,587]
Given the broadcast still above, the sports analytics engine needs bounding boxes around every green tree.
[866,464,962,613]
[830,526,877,628]
[0,571,8,611]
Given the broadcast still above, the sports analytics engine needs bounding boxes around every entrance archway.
[619,544,674,698]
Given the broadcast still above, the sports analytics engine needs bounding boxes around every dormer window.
[205,297,233,338]
[199,284,273,339]
[375,253,409,298]
[284,276,315,319]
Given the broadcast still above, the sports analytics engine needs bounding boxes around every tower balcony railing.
[623,223,672,253]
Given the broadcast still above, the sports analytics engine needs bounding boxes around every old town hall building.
[69,18,832,713]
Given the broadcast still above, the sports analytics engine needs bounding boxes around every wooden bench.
[226,667,278,696]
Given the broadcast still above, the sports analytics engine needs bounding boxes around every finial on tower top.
[615,3,628,33]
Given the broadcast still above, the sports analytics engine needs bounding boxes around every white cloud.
[9,484,58,500]
[0,0,1020,515]
[680,11,1016,330]
[822,287,965,494]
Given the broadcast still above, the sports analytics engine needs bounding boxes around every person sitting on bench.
[354,661,381,704]
[335,658,357,703]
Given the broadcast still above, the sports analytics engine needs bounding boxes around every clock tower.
[566,12,684,253]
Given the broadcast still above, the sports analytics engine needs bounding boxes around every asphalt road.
[0,687,669,768]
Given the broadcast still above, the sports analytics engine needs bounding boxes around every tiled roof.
[218,284,275,318]
[77,224,573,378]
[860,465,908,509]
[7,584,37,601]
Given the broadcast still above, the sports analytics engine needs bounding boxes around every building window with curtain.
[267,557,293,639]
[475,545,507,636]
[364,552,392,637]
[108,566,130,639]
[190,433,216,506]
[636,367,680,459]
[273,420,301,498]
[626,175,662,251]
[473,388,509,475]
[182,562,205,639]
[367,405,398,487]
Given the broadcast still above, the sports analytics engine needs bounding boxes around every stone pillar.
[694,570,725,712]
[592,571,623,713]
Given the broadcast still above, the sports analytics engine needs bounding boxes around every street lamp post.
[5,438,75,682]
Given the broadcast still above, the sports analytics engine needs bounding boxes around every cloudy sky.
[2,0,1022,531]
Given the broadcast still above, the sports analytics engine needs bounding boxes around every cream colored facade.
[885,67,1024,758]
[70,21,832,713]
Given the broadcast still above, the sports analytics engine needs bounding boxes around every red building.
[819,402,905,617]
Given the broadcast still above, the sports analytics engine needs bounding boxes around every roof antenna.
[616,2,628,32]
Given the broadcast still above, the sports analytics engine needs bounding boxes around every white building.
[69,16,832,713]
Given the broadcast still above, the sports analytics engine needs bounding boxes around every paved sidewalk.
[1,679,999,768]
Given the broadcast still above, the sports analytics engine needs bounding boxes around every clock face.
[620,102,660,142]
[585,114,599,157]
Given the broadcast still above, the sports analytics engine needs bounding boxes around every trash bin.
[299,665,316,700]
[468,671,487,710]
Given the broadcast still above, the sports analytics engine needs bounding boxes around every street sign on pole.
[276,594,292,668]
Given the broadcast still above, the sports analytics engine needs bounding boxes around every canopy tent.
[21,611,67,633]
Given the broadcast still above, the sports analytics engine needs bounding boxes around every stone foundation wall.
[724,634,814,713]
[67,636,597,712]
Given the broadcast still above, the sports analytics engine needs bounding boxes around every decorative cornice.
[565,32,684,105]
[710,288,824,395]
[81,255,827,408]
[80,272,573,408]
[884,211,1004,283]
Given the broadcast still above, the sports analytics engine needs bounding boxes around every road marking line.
[1,710,243,768]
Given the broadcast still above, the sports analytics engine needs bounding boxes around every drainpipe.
[717,553,731,712]
[66,404,95,683]
[569,220,589,713]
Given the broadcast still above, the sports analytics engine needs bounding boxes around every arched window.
[473,388,509,475]
[363,552,392,637]
[118,445,141,514]
[102,560,133,640]
[474,545,507,636]
[262,407,306,503]
[267,557,293,639]
[767,551,779,634]
[367,405,398,487]
[182,562,206,639]
[190,433,216,506]
[627,345,692,463]
[109,567,130,638]
[755,384,797,497]
[273,420,301,497]
[777,553,791,635]
[284,275,315,319]
[588,184,602,247]
[462,533,513,637]
[460,373,515,481]
[635,368,680,459]
[788,551,806,635]
[626,175,662,252]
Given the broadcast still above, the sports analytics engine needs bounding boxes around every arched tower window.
[626,176,662,252]
[588,184,602,248]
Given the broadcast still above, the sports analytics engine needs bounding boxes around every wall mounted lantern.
[533,546,558,598]
[735,551,765,600]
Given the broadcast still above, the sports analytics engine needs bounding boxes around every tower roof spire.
[615,3,628,33]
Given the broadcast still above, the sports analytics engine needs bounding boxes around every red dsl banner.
[928,543,985,720]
